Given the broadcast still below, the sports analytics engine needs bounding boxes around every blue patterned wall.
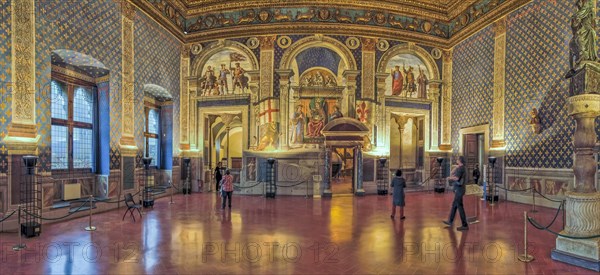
[451,25,495,156]
[505,0,574,168]
[134,10,181,167]
[0,0,11,173]
[36,0,123,172]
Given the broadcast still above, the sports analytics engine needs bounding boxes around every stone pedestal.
[553,64,600,271]
[552,192,600,271]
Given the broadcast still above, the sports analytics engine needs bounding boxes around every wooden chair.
[122,193,142,222]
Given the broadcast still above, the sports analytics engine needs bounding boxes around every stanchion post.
[518,211,534,262]
[138,181,145,215]
[12,205,26,251]
[169,180,175,204]
[85,195,96,231]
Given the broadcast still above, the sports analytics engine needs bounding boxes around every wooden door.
[463,134,479,184]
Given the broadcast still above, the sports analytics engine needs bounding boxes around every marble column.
[552,63,600,271]
[4,0,39,155]
[275,69,294,150]
[394,115,408,169]
[355,146,365,196]
[428,81,441,151]
[322,147,332,198]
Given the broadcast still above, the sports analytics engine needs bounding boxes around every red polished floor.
[0,191,596,274]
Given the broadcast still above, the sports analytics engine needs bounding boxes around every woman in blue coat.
[390,169,406,219]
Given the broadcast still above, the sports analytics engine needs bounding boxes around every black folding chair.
[122,193,142,222]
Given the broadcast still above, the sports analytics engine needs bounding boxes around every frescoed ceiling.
[132,0,531,48]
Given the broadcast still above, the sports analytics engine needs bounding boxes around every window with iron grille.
[145,108,159,167]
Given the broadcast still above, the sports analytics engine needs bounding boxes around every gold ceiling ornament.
[191,43,203,55]
[258,10,272,22]
[277,36,292,49]
[376,39,389,52]
[345,37,360,50]
[246,37,260,49]
[431,48,442,59]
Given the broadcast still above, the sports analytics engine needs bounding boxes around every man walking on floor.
[443,156,469,231]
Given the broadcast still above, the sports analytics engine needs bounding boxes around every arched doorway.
[321,117,370,197]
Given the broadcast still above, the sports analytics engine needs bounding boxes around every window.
[51,78,95,170]
[145,107,159,167]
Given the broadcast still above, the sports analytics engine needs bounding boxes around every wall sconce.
[530,107,541,134]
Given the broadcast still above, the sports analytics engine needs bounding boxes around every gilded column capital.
[361,37,377,52]
[121,0,136,21]
[493,17,506,37]
[259,35,277,50]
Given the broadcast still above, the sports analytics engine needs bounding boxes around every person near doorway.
[390,170,406,220]
[215,162,223,194]
[221,170,234,209]
[443,156,468,231]
[473,164,481,185]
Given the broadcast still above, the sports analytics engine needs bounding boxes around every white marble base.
[556,235,600,260]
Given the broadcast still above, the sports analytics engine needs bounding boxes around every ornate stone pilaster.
[361,38,377,100]
[492,17,507,149]
[259,36,276,100]
[119,1,137,156]
[428,81,442,151]
[180,44,191,151]
[247,70,260,149]
[439,49,453,151]
[567,93,600,193]
[343,70,360,118]
[275,69,294,150]
[375,73,388,150]
[4,0,39,155]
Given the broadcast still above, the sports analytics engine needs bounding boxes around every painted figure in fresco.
[303,74,314,86]
[417,66,428,99]
[531,179,542,193]
[202,65,217,95]
[403,64,416,96]
[568,0,598,74]
[325,75,336,87]
[391,65,403,95]
[509,178,526,191]
[257,122,279,151]
[219,64,230,95]
[290,105,305,144]
[232,62,248,92]
[315,72,324,86]
[307,113,325,137]
[247,158,256,181]
[329,105,343,120]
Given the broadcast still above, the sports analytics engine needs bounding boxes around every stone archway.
[321,117,370,197]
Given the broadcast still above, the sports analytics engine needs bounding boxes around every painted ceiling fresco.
[133,0,529,46]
